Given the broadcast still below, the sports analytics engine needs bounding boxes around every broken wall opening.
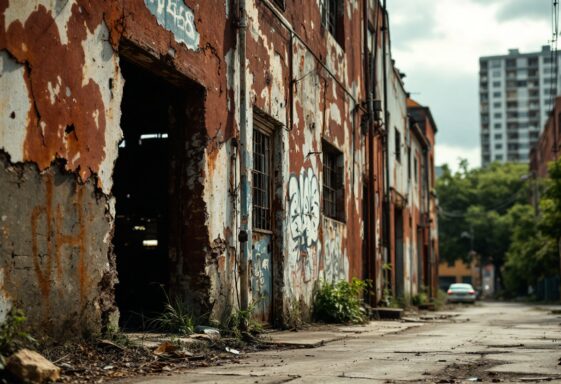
[114,49,207,329]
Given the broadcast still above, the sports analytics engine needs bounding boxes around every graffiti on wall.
[251,236,272,321]
[322,218,348,283]
[287,168,320,289]
[145,0,200,50]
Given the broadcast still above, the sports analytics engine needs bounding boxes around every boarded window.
[323,141,345,221]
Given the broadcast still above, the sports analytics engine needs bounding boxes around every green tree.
[437,161,529,273]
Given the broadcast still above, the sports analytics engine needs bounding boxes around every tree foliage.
[437,158,561,297]
[437,161,529,270]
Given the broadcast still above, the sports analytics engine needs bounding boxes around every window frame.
[252,119,274,233]
[322,140,345,222]
[321,0,345,47]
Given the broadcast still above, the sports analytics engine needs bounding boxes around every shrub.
[313,278,370,324]
[412,292,429,306]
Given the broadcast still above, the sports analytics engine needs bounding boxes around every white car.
[447,283,477,303]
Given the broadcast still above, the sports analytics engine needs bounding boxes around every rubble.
[6,349,60,384]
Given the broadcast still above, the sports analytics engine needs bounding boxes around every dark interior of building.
[113,58,183,329]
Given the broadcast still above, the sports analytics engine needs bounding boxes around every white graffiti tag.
[288,168,320,253]
[145,0,200,50]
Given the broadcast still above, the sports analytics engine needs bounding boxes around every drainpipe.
[238,0,250,312]
[363,0,372,299]
[381,1,391,293]
[423,146,432,298]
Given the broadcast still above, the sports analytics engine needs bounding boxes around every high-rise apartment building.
[479,46,561,165]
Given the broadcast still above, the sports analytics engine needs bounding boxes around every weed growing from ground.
[0,308,36,357]
[313,278,371,324]
[225,301,263,341]
[148,292,194,335]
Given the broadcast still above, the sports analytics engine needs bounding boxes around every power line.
[438,188,526,219]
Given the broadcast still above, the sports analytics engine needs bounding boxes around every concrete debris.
[153,342,192,358]
[6,349,61,384]
[195,326,221,339]
[225,347,240,355]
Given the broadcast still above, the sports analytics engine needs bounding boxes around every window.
[414,156,418,183]
[493,112,502,118]
[407,148,411,179]
[395,128,401,162]
[252,129,272,231]
[273,0,285,10]
[495,154,503,160]
[492,70,501,77]
[493,102,501,108]
[495,143,503,149]
[494,123,502,129]
[492,81,501,88]
[494,134,502,140]
[493,92,501,98]
[323,141,344,221]
[322,0,344,46]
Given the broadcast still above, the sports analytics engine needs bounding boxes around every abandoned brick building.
[0,0,438,338]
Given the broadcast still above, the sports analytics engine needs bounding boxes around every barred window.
[253,129,272,231]
[323,141,344,221]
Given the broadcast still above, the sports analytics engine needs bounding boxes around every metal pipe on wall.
[238,0,250,312]
[381,0,391,294]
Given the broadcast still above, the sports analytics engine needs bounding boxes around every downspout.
[238,0,250,311]
[363,0,372,297]
[367,0,380,304]
[381,0,391,294]
[423,145,431,298]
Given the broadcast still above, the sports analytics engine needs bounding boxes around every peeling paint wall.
[1,0,436,336]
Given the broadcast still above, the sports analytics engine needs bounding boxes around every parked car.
[446,283,477,303]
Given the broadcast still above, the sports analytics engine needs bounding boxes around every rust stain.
[30,172,88,311]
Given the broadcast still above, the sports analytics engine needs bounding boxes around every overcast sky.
[386,0,553,171]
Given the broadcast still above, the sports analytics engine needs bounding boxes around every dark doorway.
[394,207,404,298]
[113,58,184,329]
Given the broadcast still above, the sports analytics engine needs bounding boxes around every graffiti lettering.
[323,219,348,283]
[288,168,320,252]
[145,0,200,50]
[251,237,272,321]
[288,168,320,283]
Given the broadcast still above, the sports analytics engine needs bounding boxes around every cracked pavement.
[119,302,561,383]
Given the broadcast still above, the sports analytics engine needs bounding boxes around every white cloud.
[435,144,481,172]
[391,0,551,75]
[388,0,552,169]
